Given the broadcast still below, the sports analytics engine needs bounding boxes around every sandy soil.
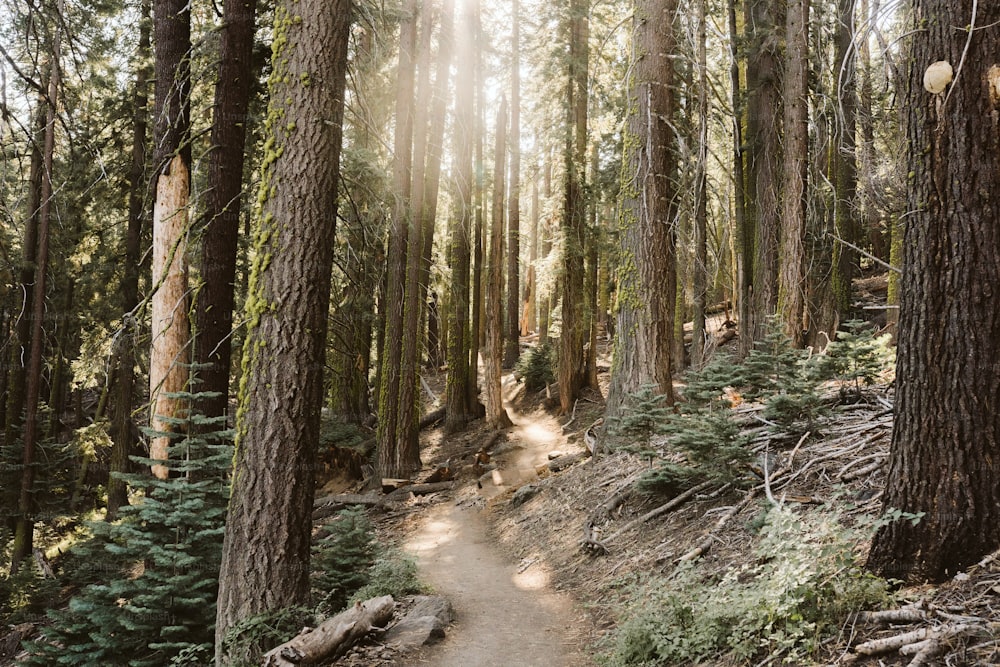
[398,377,596,667]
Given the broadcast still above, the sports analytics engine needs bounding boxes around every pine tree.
[24,394,232,666]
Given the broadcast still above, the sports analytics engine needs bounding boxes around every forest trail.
[399,376,595,667]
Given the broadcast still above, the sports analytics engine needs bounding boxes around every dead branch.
[590,469,646,523]
[605,480,716,546]
[547,450,590,473]
[580,521,608,555]
[857,608,928,625]
[419,406,447,430]
[263,596,396,666]
[313,494,389,521]
[677,488,760,563]
[384,481,455,502]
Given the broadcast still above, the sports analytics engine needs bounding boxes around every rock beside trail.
[383,595,453,650]
[510,483,542,507]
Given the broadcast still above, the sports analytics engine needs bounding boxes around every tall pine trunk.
[215,1,351,660]
[778,0,808,347]
[377,0,419,477]
[194,0,258,424]
[504,0,522,368]
[691,0,709,368]
[605,0,678,419]
[867,0,1000,581]
[485,99,513,429]
[11,8,61,571]
[148,0,193,479]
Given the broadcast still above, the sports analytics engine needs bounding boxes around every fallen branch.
[384,481,455,502]
[853,623,976,657]
[313,494,389,521]
[605,480,716,546]
[580,521,608,555]
[263,596,395,666]
[677,488,759,562]
[419,406,447,430]
[547,450,589,473]
[857,608,928,625]
[561,398,580,432]
[590,468,646,523]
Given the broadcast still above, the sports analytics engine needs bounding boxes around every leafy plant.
[348,548,424,603]
[602,505,890,666]
[606,384,673,461]
[220,604,315,667]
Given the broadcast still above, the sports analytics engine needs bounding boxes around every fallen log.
[312,494,388,521]
[262,595,395,666]
[677,488,760,562]
[546,450,589,473]
[384,481,455,502]
[604,480,716,546]
[419,406,447,430]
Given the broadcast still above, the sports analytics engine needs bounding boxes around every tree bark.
[831,0,858,316]
[194,0,258,425]
[445,0,477,433]
[214,1,351,661]
[777,0,808,348]
[867,0,1000,582]
[742,0,783,355]
[522,168,539,335]
[10,9,61,572]
[559,0,589,414]
[485,98,513,429]
[730,0,750,358]
[605,0,677,419]
[691,0,709,369]
[148,0,192,479]
[377,0,419,478]
[504,0,522,369]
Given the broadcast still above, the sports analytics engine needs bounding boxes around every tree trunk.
[730,0,751,358]
[742,0,783,355]
[148,0,193,479]
[10,13,61,572]
[377,0,419,478]
[395,0,436,478]
[522,169,539,335]
[538,155,553,344]
[605,0,678,419]
[108,0,151,519]
[831,0,858,316]
[468,0,485,412]
[866,0,1000,582]
[445,0,477,433]
[777,0,808,348]
[194,0,258,424]
[485,99,513,429]
[559,0,589,414]
[214,2,351,661]
[504,0,522,369]
[691,0,709,369]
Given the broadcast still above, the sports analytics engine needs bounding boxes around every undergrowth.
[602,504,891,666]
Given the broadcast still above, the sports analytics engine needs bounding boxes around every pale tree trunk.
[504,0,521,368]
[11,8,61,572]
[485,99,513,429]
[445,0,477,433]
[868,0,1000,581]
[777,0,808,348]
[148,0,192,479]
[377,0,419,477]
[214,0,351,661]
[559,0,589,414]
[583,143,599,388]
[691,0,709,368]
[605,0,678,419]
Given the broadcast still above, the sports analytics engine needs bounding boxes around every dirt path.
[400,378,594,666]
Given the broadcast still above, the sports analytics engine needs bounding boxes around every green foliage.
[606,384,673,459]
[815,320,894,402]
[348,549,424,603]
[0,559,61,626]
[515,341,557,391]
[312,507,378,614]
[602,506,890,666]
[222,606,316,667]
[221,604,315,667]
[22,392,232,666]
